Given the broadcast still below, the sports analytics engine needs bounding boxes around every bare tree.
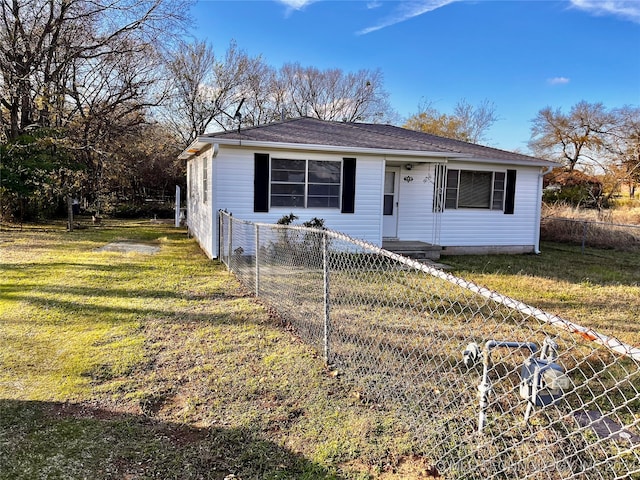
[0,0,191,220]
[530,101,640,206]
[528,101,616,171]
[162,53,397,144]
[161,40,267,145]
[0,0,190,141]
[606,106,640,197]
[453,98,499,143]
[404,98,498,143]
[276,63,394,123]
[239,57,279,127]
[161,40,217,146]
[66,38,164,197]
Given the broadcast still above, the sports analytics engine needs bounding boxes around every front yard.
[1,220,637,479]
[0,221,421,480]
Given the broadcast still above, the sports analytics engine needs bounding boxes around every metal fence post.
[227,213,233,270]
[581,221,587,254]
[218,210,222,264]
[255,224,260,296]
[323,232,331,365]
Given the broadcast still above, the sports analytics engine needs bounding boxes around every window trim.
[269,157,343,209]
[202,158,208,204]
[444,168,507,211]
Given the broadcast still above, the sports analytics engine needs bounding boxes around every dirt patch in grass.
[95,241,161,254]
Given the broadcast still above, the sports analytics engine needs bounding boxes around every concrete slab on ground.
[96,242,160,254]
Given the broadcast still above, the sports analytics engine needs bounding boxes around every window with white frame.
[270,158,341,208]
[445,169,506,210]
[202,158,208,204]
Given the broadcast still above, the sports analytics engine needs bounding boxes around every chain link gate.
[219,211,640,479]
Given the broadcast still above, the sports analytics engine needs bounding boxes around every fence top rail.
[221,211,640,360]
[323,228,640,360]
[219,211,330,234]
[543,216,640,229]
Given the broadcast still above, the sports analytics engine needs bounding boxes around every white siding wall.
[186,150,214,258]
[389,161,542,251]
[188,145,544,258]
[438,162,541,249]
[211,146,384,257]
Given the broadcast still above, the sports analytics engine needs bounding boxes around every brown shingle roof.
[201,117,552,165]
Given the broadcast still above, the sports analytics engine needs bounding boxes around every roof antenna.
[233,98,245,134]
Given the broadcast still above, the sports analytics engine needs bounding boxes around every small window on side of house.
[202,158,208,204]
[189,162,193,200]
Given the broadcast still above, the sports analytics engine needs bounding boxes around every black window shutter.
[254,153,270,212]
[504,169,517,215]
[341,158,356,213]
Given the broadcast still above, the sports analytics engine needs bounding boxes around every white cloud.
[569,0,640,24]
[548,77,571,85]
[276,0,316,9]
[357,0,458,35]
[275,0,318,19]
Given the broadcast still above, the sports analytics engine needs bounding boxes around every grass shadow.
[0,399,342,480]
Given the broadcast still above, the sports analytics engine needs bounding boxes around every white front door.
[383,167,400,238]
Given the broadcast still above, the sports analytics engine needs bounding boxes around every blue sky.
[191,0,640,153]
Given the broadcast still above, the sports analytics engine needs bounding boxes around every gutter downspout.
[534,165,554,254]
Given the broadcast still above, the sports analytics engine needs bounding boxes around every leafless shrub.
[541,217,640,251]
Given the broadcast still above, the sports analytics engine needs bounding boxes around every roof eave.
[177,137,218,160]
[178,136,557,167]
[456,155,559,168]
[207,137,465,159]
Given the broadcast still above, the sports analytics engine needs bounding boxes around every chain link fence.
[219,211,640,479]
[541,217,640,253]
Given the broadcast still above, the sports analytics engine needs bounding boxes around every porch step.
[382,240,442,261]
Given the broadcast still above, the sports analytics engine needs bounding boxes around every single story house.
[178,117,556,259]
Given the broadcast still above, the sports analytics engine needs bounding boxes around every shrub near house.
[543,168,604,208]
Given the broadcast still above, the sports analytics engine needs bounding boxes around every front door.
[383,167,400,238]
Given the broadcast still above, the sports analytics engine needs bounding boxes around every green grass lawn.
[1,222,637,479]
[442,242,640,348]
[0,220,421,480]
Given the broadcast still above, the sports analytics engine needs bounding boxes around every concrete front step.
[382,240,442,261]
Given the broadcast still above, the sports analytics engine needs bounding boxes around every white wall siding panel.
[438,164,541,249]
[189,147,544,258]
[214,149,255,215]
[186,151,214,258]
[213,147,384,246]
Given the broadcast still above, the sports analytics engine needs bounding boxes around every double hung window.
[271,159,341,208]
[445,169,506,210]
